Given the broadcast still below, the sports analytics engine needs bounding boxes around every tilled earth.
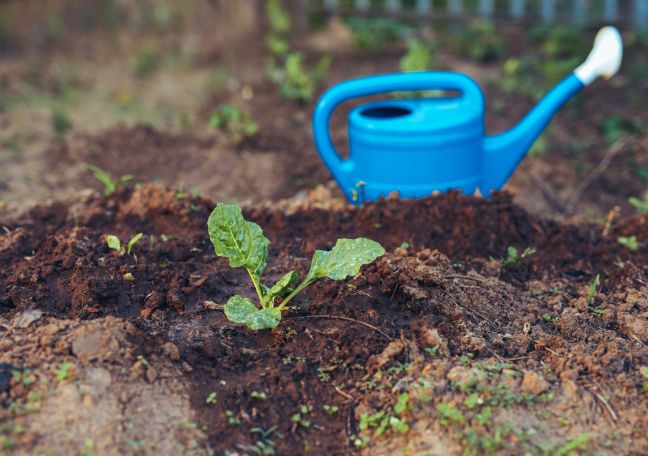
[0,184,647,455]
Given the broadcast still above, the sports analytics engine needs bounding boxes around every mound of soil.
[1,185,647,455]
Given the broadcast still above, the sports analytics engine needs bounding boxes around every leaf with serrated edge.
[247,307,281,330]
[207,204,269,280]
[224,295,257,324]
[306,238,385,283]
[268,271,298,298]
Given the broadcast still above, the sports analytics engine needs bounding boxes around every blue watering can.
[313,27,623,203]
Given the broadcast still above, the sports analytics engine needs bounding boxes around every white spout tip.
[575,26,623,86]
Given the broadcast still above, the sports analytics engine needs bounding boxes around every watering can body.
[312,27,623,203]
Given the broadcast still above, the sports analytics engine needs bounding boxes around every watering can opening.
[361,106,412,119]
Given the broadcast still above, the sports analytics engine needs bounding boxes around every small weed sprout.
[207,104,258,139]
[88,164,133,196]
[399,39,436,72]
[629,191,648,214]
[55,362,73,381]
[251,390,267,401]
[51,105,72,136]
[291,405,312,428]
[269,52,332,103]
[586,273,600,307]
[322,404,339,414]
[208,203,384,330]
[205,392,217,404]
[225,410,240,426]
[502,246,536,266]
[618,235,639,252]
[106,233,144,255]
[263,0,330,103]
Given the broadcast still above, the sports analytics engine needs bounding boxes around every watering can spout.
[481,26,623,195]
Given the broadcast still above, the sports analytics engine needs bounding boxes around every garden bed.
[1,184,646,454]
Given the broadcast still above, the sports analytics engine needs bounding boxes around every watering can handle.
[312,72,483,193]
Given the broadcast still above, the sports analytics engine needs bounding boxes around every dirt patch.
[1,184,647,454]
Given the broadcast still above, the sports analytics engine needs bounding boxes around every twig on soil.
[564,140,627,214]
[593,391,618,423]
[445,275,484,282]
[335,386,354,401]
[602,206,621,237]
[286,315,393,340]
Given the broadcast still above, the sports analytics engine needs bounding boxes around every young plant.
[88,164,133,196]
[501,246,536,266]
[51,105,72,136]
[207,104,258,139]
[269,52,331,103]
[399,39,436,72]
[207,203,384,330]
[106,233,144,255]
[586,273,600,306]
[629,191,648,214]
[618,235,639,252]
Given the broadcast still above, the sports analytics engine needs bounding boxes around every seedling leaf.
[247,307,282,330]
[106,235,121,251]
[224,295,281,330]
[224,295,258,324]
[267,271,298,299]
[207,203,269,284]
[306,238,385,283]
[127,233,144,255]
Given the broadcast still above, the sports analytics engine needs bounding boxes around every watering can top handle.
[312,72,483,186]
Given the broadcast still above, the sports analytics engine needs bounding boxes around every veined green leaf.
[306,238,385,283]
[224,295,257,324]
[247,307,281,330]
[224,295,281,330]
[207,204,270,279]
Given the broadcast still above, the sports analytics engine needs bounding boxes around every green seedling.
[629,191,648,214]
[265,0,290,57]
[208,203,384,330]
[56,362,72,381]
[400,39,436,72]
[266,0,290,35]
[291,405,312,428]
[586,273,600,306]
[51,105,72,136]
[555,433,590,456]
[251,390,267,400]
[618,235,639,252]
[106,233,144,255]
[323,404,339,414]
[268,52,331,103]
[225,410,240,426]
[437,402,465,426]
[88,164,133,196]
[207,104,258,139]
[501,246,536,266]
[205,392,217,404]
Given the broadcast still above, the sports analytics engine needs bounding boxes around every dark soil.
[1,185,647,454]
